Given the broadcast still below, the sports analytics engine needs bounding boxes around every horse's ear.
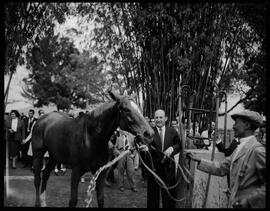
[108,90,121,103]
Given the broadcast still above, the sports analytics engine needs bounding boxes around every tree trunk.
[4,72,14,113]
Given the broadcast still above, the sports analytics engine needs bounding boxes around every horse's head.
[108,91,154,144]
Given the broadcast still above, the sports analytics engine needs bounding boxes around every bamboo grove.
[82,2,266,124]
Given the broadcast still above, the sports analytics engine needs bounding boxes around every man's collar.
[156,125,165,131]
[239,135,255,144]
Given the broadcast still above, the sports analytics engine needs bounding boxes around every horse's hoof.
[69,200,77,207]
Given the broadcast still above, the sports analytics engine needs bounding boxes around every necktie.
[124,135,128,150]
[28,118,32,132]
[159,128,164,151]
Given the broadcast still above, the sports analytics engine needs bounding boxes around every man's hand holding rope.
[185,151,201,164]
[138,144,149,152]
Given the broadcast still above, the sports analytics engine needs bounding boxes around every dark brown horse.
[31,91,154,207]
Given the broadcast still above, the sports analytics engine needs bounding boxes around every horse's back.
[32,112,74,151]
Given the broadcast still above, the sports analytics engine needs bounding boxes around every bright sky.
[4,65,32,111]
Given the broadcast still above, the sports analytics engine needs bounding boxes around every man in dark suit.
[140,109,181,208]
[21,109,37,167]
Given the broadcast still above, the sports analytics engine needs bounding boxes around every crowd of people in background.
[5,107,266,172]
[4,107,266,208]
[5,108,79,173]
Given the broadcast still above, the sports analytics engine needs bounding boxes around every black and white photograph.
[4,2,267,208]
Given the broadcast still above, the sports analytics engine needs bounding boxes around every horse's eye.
[119,105,123,111]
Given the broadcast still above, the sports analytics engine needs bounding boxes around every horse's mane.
[74,100,116,125]
[74,100,120,140]
[90,101,117,119]
[88,95,135,118]
[75,95,135,122]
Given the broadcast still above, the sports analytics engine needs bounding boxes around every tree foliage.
[6,2,267,117]
[22,31,106,110]
[235,3,267,113]
[75,2,267,122]
[68,51,107,106]
[22,31,79,110]
[4,2,71,110]
[4,2,70,75]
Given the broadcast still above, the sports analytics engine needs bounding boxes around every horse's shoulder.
[82,113,99,128]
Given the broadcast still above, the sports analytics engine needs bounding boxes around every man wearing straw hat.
[186,110,265,208]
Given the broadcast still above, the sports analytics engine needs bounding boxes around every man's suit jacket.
[5,118,26,142]
[197,136,265,208]
[149,126,181,168]
[25,117,37,136]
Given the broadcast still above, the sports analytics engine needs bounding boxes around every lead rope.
[135,143,194,202]
[85,142,194,207]
[85,148,131,207]
[147,144,193,186]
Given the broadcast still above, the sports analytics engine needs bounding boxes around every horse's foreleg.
[33,151,43,207]
[95,169,107,208]
[69,167,84,207]
[34,172,41,207]
[40,157,57,207]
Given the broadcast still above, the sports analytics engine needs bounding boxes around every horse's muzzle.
[139,131,153,144]
[135,134,152,145]
[143,131,153,140]
[134,135,143,144]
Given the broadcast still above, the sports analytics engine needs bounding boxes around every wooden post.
[175,76,189,208]
[221,92,228,147]
[202,87,219,208]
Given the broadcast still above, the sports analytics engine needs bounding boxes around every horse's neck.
[92,101,119,139]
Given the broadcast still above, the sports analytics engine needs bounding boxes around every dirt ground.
[4,161,147,208]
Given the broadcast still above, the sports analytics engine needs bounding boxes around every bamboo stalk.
[202,87,219,208]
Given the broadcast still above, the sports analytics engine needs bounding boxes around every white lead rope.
[85,149,131,207]
[85,142,194,207]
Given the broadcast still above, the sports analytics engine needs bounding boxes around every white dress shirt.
[27,118,34,132]
[11,118,18,132]
[157,126,166,151]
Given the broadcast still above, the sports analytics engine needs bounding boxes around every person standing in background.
[24,109,48,170]
[21,109,37,168]
[139,116,151,183]
[171,120,179,135]
[5,110,26,169]
[104,131,119,186]
[114,129,138,192]
[149,118,156,128]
